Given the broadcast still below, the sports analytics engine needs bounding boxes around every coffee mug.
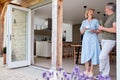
[86,25,90,29]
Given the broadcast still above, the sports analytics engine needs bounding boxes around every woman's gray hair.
[107,2,116,12]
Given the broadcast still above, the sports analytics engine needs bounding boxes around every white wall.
[62,23,72,42]
[3,13,7,47]
[34,14,73,42]
[34,14,47,30]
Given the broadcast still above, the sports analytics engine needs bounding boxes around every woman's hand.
[89,30,96,33]
[83,27,87,31]
[80,27,87,34]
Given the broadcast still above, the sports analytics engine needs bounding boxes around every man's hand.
[98,26,104,31]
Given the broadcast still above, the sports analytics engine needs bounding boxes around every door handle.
[10,35,15,40]
[10,35,11,40]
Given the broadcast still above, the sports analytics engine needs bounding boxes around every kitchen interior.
[32,1,116,76]
[33,3,80,71]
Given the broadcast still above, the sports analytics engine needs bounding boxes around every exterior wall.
[11,8,27,61]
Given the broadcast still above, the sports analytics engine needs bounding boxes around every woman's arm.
[80,27,86,34]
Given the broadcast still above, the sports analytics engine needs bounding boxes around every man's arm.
[98,22,116,33]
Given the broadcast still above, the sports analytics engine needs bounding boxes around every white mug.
[86,25,90,29]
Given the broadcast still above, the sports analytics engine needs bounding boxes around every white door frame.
[117,0,120,80]
[31,9,35,64]
[6,4,32,68]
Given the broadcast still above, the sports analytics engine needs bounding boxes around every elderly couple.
[80,2,116,77]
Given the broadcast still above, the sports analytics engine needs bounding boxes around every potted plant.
[3,47,6,64]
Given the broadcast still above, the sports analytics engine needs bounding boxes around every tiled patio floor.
[0,57,116,80]
[0,57,44,80]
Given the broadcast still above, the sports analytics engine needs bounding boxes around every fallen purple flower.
[42,72,47,78]
[63,72,67,78]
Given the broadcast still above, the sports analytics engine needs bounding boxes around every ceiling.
[34,0,116,24]
[0,0,116,24]
[11,0,21,4]
[0,0,44,7]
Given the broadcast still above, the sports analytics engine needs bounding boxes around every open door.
[6,4,31,68]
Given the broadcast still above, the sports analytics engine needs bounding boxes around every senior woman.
[80,8,100,77]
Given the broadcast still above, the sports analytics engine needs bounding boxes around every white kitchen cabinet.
[36,41,51,57]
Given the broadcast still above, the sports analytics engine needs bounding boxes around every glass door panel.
[6,5,31,68]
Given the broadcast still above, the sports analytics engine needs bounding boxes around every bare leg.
[84,62,90,75]
[89,64,94,77]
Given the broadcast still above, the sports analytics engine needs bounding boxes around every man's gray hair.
[107,2,116,12]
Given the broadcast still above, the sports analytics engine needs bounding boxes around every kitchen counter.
[36,41,51,58]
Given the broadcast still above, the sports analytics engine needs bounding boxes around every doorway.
[32,3,52,69]
[30,0,116,79]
